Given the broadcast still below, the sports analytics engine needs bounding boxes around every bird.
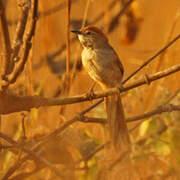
[71,26,130,151]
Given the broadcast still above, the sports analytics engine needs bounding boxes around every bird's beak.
[71,30,85,35]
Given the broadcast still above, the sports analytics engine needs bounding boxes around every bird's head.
[71,26,109,49]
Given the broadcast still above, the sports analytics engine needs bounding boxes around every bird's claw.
[86,88,95,101]
[86,82,96,101]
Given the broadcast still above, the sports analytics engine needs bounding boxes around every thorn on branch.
[144,74,151,85]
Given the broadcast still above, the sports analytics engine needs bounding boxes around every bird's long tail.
[105,94,130,151]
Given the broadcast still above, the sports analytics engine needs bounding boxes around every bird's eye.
[86,31,91,35]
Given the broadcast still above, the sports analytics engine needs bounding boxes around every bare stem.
[7,0,38,85]
[0,0,12,77]
[66,0,71,88]
[11,0,31,65]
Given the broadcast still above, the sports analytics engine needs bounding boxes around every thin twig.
[11,0,31,65]
[163,88,180,105]
[66,0,71,88]
[81,0,90,29]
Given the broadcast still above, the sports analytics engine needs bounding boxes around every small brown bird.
[72,26,130,151]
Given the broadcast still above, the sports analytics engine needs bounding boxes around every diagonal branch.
[122,33,180,84]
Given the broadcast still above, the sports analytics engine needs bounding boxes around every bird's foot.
[117,83,124,93]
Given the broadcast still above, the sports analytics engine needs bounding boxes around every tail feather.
[105,94,130,151]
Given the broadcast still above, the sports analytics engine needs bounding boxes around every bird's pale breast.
[81,47,123,89]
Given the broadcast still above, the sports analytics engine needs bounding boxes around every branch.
[0,64,179,114]
[80,104,180,124]
[11,0,31,65]
[6,0,38,85]
[0,0,12,77]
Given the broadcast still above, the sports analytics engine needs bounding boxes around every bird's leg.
[86,81,96,101]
